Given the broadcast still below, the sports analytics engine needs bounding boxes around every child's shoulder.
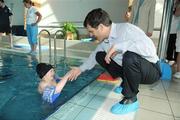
[54,76,61,83]
[38,81,48,94]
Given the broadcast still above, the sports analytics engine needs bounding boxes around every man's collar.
[108,23,117,40]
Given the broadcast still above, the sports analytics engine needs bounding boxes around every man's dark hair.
[0,0,4,3]
[83,8,112,28]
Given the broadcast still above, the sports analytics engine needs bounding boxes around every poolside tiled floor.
[47,79,180,120]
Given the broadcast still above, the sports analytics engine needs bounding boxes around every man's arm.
[129,0,137,23]
[105,45,116,64]
[7,6,13,27]
[65,43,104,81]
[124,6,132,22]
[9,16,12,27]
[65,67,82,81]
[147,0,156,37]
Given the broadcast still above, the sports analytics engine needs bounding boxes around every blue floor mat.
[0,51,104,120]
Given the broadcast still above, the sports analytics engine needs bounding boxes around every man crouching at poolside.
[63,8,161,114]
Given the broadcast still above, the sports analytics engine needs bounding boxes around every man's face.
[86,24,105,42]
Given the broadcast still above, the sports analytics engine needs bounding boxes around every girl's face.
[23,2,31,8]
[43,68,55,81]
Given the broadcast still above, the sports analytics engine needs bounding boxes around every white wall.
[5,0,128,26]
[4,0,164,30]
[155,0,164,29]
[39,0,128,26]
[5,0,24,25]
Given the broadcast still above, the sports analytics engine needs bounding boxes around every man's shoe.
[110,97,139,114]
[113,86,123,94]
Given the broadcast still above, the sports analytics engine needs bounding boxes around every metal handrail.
[158,0,174,59]
[53,30,65,66]
[38,25,84,29]
[38,29,51,62]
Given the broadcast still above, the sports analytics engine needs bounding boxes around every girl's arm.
[35,11,42,24]
[32,11,42,26]
[54,74,69,94]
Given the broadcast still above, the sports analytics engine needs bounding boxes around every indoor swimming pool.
[0,50,104,120]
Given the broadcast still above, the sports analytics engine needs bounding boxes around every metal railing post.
[64,37,67,60]
[158,0,174,59]
[54,30,64,67]
[38,29,51,62]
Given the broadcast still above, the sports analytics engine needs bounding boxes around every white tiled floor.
[47,79,180,120]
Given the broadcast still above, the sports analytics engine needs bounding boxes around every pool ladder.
[38,29,66,66]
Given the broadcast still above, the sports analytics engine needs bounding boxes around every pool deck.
[47,79,179,120]
[0,35,180,120]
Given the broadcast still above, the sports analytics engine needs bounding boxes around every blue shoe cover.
[110,101,139,114]
[113,86,123,94]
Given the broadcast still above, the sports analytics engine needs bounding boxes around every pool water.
[0,51,104,120]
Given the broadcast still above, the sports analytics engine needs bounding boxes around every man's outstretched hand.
[65,67,82,81]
